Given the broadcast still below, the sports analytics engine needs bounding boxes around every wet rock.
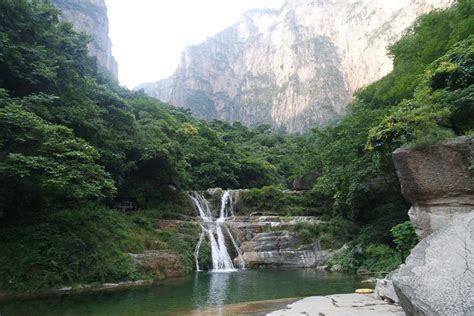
[391,212,474,315]
[392,136,474,238]
[316,265,328,271]
[129,250,183,278]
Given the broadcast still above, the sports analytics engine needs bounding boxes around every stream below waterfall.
[0,270,366,316]
[0,191,368,315]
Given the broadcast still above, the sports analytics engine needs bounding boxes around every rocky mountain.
[52,0,118,79]
[139,0,454,132]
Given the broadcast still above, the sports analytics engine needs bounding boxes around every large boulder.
[391,212,474,315]
[392,136,474,238]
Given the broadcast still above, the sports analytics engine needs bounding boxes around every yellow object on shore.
[355,288,374,294]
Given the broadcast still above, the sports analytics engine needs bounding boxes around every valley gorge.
[139,0,454,132]
[0,1,472,315]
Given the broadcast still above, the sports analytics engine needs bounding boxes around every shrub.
[293,217,358,249]
[0,206,149,292]
[241,185,286,212]
[325,243,401,275]
[391,221,419,261]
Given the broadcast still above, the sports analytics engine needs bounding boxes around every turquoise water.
[0,269,364,315]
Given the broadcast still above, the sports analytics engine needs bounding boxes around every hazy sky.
[105,0,285,88]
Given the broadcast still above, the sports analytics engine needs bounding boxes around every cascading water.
[191,190,245,272]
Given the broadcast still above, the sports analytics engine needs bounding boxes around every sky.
[105,0,285,89]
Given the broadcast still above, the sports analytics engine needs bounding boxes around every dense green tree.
[0,0,300,219]
[0,91,115,221]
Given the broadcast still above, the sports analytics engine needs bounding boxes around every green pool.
[0,269,365,315]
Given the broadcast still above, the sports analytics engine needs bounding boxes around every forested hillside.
[294,0,473,270]
[0,0,472,292]
[0,0,301,291]
[0,0,303,222]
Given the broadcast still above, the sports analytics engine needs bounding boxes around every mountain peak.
[138,0,453,132]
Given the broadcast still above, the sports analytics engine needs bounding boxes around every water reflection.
[206,271,232,306]
[0,270,364,316]
[191,270,234,312]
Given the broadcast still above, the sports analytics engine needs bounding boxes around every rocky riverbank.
[0,280,153,302]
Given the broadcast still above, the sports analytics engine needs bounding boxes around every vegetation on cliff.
[0,0,472,292]
[295,0,473,272]
[238,0,472,273]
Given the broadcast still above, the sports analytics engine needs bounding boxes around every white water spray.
[225,226,246,269]
[191,190,244,272]
[194,230,205,271]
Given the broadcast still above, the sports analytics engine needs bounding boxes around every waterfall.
[191,190,244,272]
[194,230,205,271]
[225,226,246,269]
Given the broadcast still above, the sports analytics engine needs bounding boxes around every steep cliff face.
[139,0,454,132]
[52,0,118,79]
[377,136,474,315]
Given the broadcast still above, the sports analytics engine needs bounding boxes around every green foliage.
[361,244,401,274]
[196,238,211,271]
[0,206,149,292]
[241,185,285,212]
[367,36,473,151]
[304,108,402,220]
[326,244,401,275]
[0,0,307,291]
[0,0,95,96]
[0,206,205,293]
[355,0,474,107]
[391,221,418,261]
[292,218,358,250]
[0,96,116,220]
[240,186,322,215]
[0,0,471,292]
[0,0,302,220]
[301,2,472,274]
[296,2,473,227]
[156,223,202,275]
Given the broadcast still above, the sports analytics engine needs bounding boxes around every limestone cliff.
[377,136,474,315]
[52,0,118,79]
[392,136,474,239]
[139,0,454,132]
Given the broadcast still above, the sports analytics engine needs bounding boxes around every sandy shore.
[268,293,404,315]
[181,298,299,315]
